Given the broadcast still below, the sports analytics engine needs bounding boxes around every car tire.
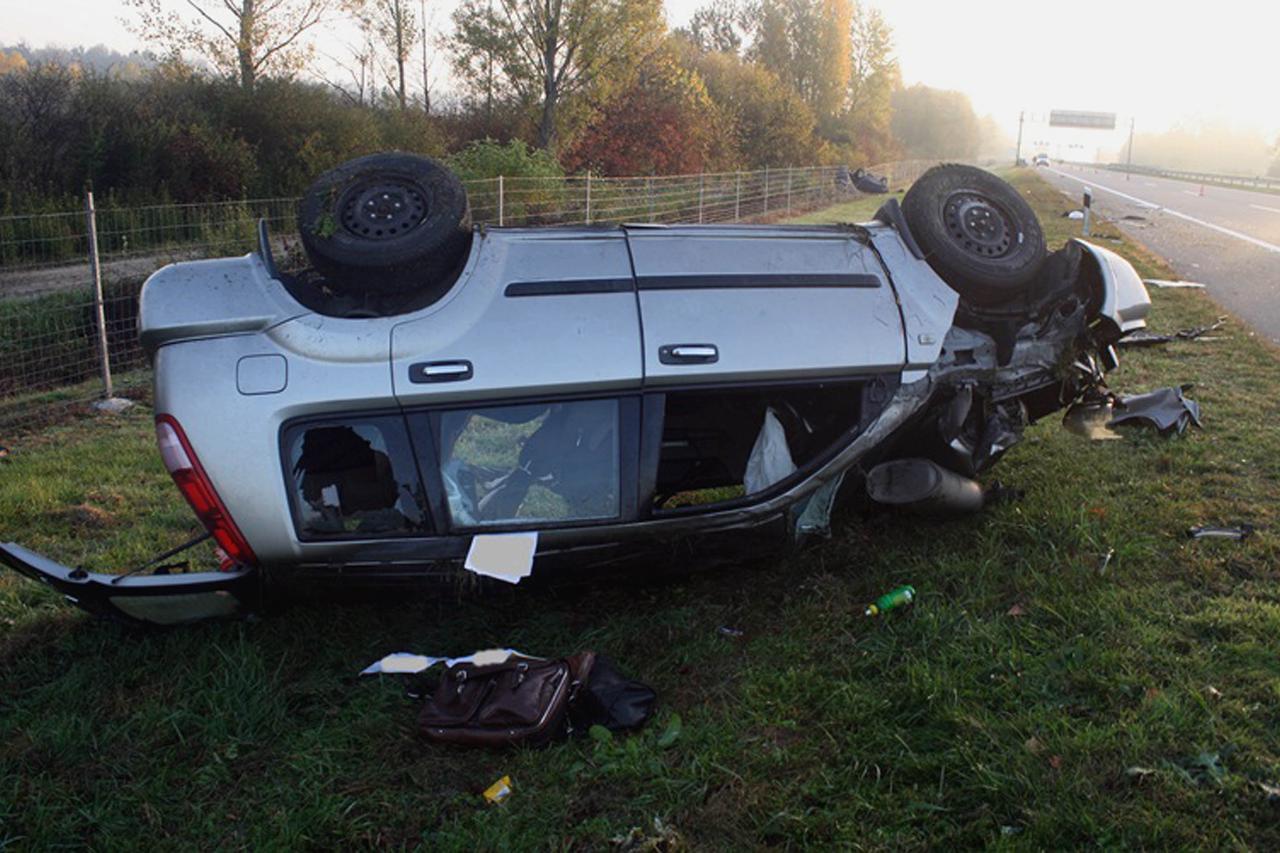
[901,164,1046,306]
[297,152,472,297]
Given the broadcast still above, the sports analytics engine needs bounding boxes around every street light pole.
[1125,117,1135,180]
[1014,110,1025,166]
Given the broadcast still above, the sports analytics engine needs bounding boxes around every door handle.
[659,344,718,365]
[409,360,473,383]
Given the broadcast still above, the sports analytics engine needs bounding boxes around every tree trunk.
[395,0,407,109]
[238,0,257,90]
[420,0,430,114]
[537,8,559,150]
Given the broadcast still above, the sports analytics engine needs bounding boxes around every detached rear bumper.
[0,542,259,626]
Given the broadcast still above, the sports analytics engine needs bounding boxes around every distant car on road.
[0,159,1150,625]
[1033,153,1051,167]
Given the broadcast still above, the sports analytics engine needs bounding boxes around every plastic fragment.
[483,775,513,805]
[1187,524,1255,541]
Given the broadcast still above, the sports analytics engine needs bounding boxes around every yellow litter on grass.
[484,775,513,804]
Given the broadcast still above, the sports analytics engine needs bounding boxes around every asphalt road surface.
[1038,163,1280,344]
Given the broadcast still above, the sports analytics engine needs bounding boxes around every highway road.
[1037,163,1280,344]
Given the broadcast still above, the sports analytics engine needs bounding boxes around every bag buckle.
[514,662,529,687]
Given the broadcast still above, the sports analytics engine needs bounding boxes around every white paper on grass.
[360,648,528,676]
[464,531,538,583]
[744,408,797,494]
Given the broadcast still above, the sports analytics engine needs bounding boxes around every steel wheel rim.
[339,179,428,240]
[943,190,1017,259]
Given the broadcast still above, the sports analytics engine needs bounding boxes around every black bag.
[418,651,655,748]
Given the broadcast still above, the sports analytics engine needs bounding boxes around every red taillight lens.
[155,415,257,567]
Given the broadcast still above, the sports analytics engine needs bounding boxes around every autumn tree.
[682,0,749,54]
[449,0,665,150]
[564,47,727,175]
[126,0,344,90]
[690,48,819,167]
[748,0,851,126]
[839,2,897,162]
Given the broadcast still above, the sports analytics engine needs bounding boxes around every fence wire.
[0,160,936,434]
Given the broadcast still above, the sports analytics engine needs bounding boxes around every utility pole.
[1125,117,1135,180]
[1014,110,1025,166]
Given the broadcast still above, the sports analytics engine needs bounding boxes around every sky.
[4,0,1279,154]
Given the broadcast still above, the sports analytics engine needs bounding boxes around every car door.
[391,228,642,405]
[624,225,906,386]
[390,227,644,533]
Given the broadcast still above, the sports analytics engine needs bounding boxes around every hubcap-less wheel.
[339,179,428,239]
[943,191,1015,258]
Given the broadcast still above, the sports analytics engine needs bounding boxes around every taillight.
[155,415,258,567]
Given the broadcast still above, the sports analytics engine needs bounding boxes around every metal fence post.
[497,175,504,226]
[585,171,592,225]
[734,171,741,221]
[647,176,654,222]
[786,167,793,214]
[698,173,705,224]
[84,183,113,400]
[764,166,770,215]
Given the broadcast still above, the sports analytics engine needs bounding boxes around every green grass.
[4,168,1280,848]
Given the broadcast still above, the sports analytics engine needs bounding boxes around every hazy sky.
[4,0,1278,146]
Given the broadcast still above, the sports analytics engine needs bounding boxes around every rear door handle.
[659,344,718,365]
[409,360,473,383]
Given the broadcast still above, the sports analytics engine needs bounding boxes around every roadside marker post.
[1082,187,1093,237]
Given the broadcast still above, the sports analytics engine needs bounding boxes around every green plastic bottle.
[865,585,915,617]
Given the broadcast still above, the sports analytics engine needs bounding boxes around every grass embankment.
[3,169,1280,848]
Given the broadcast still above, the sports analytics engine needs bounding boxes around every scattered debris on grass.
[1206,685,1223,700]
[1126,766,1158,783]
[1062,209,1084,220]
[483,775,513,805]
[1006,603,1028,618]
[92,398,135,414]
[1187,524,1256,541]
[1258,781,1280,804]
[1143,279,1207,289]
[1098,548,1115,576]
[611,817,683,851]
[717,626,744,638]
[865,584,916,617]
[1108,386,1203,436]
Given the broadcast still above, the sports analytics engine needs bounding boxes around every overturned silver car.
[0,159,1149,624]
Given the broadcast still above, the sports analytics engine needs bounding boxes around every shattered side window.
[652,383,863,512]
[283,416,429,539]
[435,399,621,528]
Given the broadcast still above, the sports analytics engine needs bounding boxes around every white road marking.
[1045,167,1280,255]
[1182,190,1200,196]
[1250,203,1280,214]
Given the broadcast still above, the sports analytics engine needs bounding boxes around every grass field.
[4,169,1280,848]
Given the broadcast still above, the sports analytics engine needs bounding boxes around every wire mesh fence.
[0,160,936,434]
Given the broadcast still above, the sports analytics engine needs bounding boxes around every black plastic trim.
[637,273,880,290]
[504,278,634,297]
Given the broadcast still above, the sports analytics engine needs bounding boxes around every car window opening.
[653,384,862,512]
[438,399,621,528]
[288,421,427,538]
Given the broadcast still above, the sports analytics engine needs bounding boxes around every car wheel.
[901,164,1046,306]
[297,152,472,297]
